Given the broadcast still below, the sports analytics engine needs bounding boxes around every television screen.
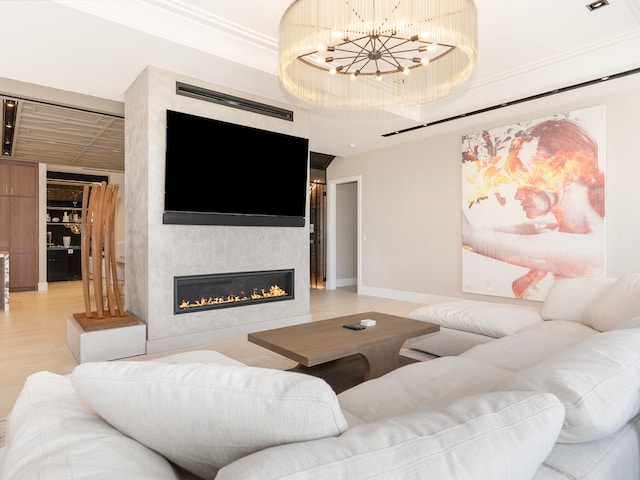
[163,110,309,227]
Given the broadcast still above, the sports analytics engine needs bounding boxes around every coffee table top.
[248,311,439,367]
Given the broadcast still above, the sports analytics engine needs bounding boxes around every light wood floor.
[0,281,426,418]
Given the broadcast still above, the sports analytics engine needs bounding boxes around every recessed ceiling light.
[586,0,609,11]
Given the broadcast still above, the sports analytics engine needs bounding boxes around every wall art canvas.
[461,105,606,300]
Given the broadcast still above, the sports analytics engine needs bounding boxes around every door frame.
[326,175,362,291]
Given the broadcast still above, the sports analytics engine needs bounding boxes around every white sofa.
[407,276,618,356]
[2,273,640,479]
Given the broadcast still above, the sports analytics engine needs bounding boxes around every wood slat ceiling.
[2,96,124,172]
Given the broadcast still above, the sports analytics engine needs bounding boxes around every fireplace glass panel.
[174,269,294,314]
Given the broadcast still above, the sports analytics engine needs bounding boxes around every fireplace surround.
[174,269,294,315]
[125,67,311,355]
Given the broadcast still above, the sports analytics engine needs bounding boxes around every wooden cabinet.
[0,161,36,197]
[47,249,68,282]
[0,159,38,291]
[46,248,82,282]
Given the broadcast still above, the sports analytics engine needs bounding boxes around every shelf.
[47,206,82,211]
[47,222,81,225]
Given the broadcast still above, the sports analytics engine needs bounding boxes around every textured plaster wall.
[125,66,311,353]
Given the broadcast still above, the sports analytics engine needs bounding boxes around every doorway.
[309,179,326,289]
[46,171,108,283]
[308,152,335,290]
[326,175,361,291]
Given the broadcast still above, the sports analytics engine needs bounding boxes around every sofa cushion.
[536,412,640,480]
[71,360,348,479]
[492,329,640,443]
[216,391,565,480]
[611,316,640,331]
[407,326,495,356]
[460,320,597,372]
[540,276,615,322]
[338,356,511,424]
[582,272,640,331]
[534,415,640,480]
[409,300,542,338]
[1,372,179,480]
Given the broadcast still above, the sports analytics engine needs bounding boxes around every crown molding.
[53,0,279,74]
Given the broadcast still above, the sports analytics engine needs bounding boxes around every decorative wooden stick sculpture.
[73,182,136,331]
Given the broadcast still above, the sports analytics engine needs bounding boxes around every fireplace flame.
[179,285,287,310]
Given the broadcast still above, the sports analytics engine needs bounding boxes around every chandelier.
[279,0,478,111]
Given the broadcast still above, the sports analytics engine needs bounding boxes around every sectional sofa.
[406,276,618,357]
[2,273,640,479]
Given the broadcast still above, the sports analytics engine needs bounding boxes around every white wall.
[327,75,640,306]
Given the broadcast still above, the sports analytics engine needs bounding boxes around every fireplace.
[174,269,294,314]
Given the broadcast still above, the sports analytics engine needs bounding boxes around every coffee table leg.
[359,338,407,380]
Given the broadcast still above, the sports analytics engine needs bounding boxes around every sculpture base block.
[67,315,146,363]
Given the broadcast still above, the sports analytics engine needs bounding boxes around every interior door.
[309,181,326,289]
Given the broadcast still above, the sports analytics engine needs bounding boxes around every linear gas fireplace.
[174,269,294,314]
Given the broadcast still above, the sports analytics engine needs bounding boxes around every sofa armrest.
[1,372,180,480]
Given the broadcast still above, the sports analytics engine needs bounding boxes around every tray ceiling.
[1,0,639,172]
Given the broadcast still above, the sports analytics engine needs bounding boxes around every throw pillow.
[540,276,615,322]
[582,272,640,331]
[1,372,179,480]
[215,391,565,480]
[71,360,348,479]
[492,329,640,443]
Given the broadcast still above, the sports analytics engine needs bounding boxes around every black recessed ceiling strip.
[2,99,18,156]
[383,66,640,137]
[176,82,294,122]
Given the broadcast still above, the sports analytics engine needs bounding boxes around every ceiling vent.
[176,82,294,122]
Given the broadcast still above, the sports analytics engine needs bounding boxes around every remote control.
[343,323,366,330]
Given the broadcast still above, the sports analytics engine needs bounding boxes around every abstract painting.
[461,105,606,300]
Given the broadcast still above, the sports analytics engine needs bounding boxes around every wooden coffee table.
[248,311,439,382]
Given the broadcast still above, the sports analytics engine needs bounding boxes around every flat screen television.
[163,110,309,227]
